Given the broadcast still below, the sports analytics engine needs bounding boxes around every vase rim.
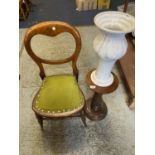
[94,11,135,34]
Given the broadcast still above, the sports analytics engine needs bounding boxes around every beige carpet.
[19,26,135,155]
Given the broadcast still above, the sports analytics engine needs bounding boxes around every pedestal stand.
[84,70,119,121]
[84,11,134,121]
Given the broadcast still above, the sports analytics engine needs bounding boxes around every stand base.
[84,96,107,121]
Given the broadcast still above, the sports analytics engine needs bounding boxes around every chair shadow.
[41,118,87,154]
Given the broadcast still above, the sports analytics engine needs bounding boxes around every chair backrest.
[24,21,82,80]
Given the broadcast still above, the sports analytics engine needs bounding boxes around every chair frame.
[24,21,87,129]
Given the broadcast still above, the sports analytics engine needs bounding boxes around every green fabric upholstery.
[34,75,84,114]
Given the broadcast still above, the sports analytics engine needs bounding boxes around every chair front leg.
[35,113,43,130]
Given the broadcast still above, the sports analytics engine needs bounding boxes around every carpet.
[19,25,135,155]
[19,0,126,28]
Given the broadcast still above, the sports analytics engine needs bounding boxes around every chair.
[19,0,30,21]
[24,21,87,129]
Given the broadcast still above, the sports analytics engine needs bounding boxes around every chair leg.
[24,0,30,12]
[20,7,26,21]
[35,113,43,130]
[80,110,87,127]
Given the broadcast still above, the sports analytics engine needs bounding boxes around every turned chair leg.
[80,110,87,127]
[20,7,26,21]
[35,113,43,130]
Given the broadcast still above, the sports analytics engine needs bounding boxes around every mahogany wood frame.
[24,21,87,129]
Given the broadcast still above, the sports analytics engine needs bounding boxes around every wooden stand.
[84,70,119,121]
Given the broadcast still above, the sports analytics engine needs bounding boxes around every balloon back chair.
[24,21,87,129]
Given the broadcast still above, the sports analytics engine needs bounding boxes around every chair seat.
[33,75,85,117]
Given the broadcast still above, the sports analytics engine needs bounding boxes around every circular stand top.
[85,70,119,94]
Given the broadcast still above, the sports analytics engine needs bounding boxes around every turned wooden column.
[84,70,119,121]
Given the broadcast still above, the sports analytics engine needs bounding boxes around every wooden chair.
[19,0,30,21]
[24,21,87,129]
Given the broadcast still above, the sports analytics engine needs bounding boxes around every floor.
[19,25,135,155]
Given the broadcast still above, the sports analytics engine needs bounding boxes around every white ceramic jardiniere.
[91,11,135,87]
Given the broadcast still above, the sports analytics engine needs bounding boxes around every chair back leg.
[35,113,44,130]
[80,110,87,127]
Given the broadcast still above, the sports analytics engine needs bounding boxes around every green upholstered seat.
[34,75,84,116]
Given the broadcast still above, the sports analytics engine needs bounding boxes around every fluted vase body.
[91,11,135,87]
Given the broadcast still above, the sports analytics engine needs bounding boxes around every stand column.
[84,70,119,121]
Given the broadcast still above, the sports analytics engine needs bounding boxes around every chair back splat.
[24,21,82,80]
